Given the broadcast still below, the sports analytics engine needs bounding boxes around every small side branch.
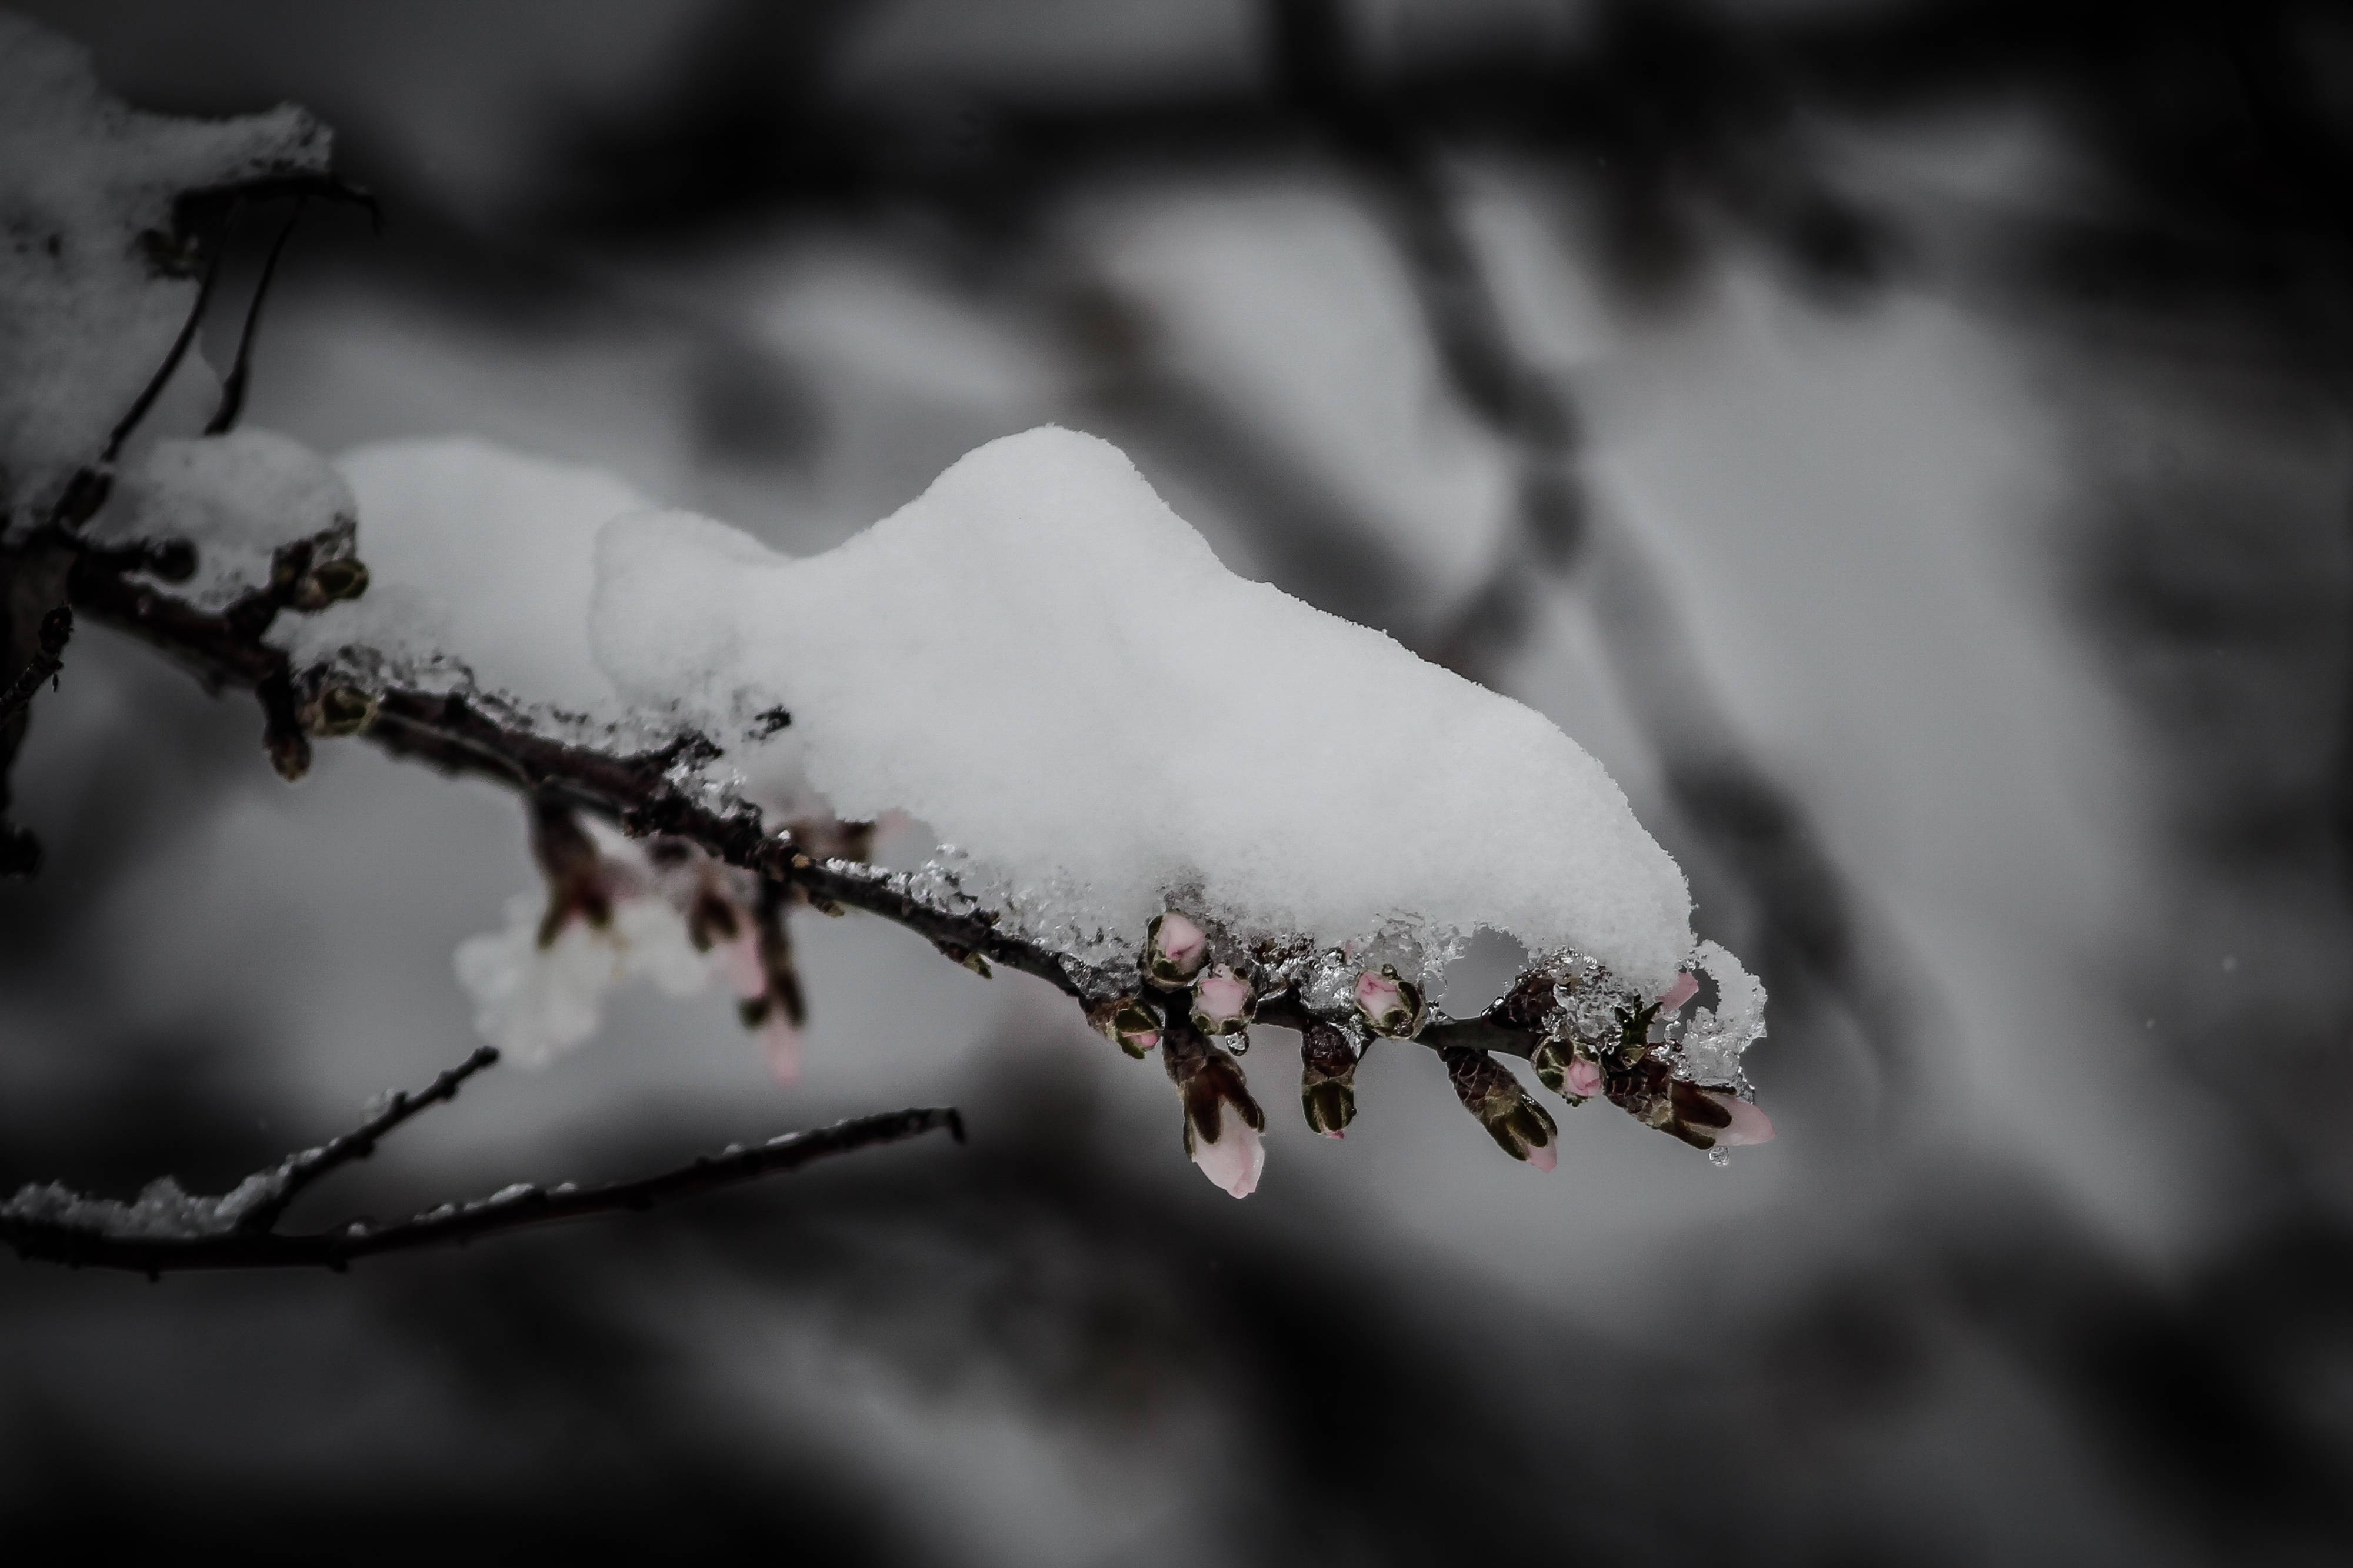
[0,1042,964,1276]
[234,1045,500,1232]
[204,200,304,436]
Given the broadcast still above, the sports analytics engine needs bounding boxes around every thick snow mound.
[276,437,650,721]
[591,426,1692,990]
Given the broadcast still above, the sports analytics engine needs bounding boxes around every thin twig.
[205,199,304,436]
[0,606,70,725]
[234,1045,501,1232]
[1,1039,964,1276]
[101,242,225,465]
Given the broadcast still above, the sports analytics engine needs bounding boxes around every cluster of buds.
[228,529,369,643]
[531,796,621,945]
[651,838,806,1082]
[1528,965,1705,1105]
[1111,913,1765,1193]
[1162,1019,1267,1198]
[1441,1045,1559,1170]
[1122,910,1275,1187]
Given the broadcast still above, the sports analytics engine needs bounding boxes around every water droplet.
[1227,1031,1249,1056]
[1707,1147,1731,1168]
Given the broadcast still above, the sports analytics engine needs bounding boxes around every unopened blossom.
[1664,1079,1775,1150]
[1298,1017,1357,1137]
[1441,1046,1559,1170]
[1655,970,1699,1014]
[754,1007,803,1083]
[1702,1090,1774,1146]
[716,929,766,1001]
[1189,965,1255,1035]
[530,802,625,946]
[1142,910,1211,988]
[1088,996,1164,1059]
[1564,1053,1606,1101]
[668,846,809,1085]
[1353,966,1426,1038]
[1164,1023,1268,1198]
[744,893,808,1084]
[1191,1109,1266,1198]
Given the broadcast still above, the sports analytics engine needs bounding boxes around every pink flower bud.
[1089,997,1164,1059]
[1190,965,1255,1035]
[1166,1023,1267,1197]
[1143,911,1211,987]
[716,932,767,1000]
[1565,1054,1605,1100]
[1353,966,1426,1038]
[1703,1090,1774,1146]
[1655,971,1699,1013]
[1189,1110,1265,1198]
[754,1006,802,1084]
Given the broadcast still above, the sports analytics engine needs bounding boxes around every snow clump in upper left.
[0,13,328,531]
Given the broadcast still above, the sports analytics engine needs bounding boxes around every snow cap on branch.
[589,426,1694,994]
[88,429,357,610]
[277,438,652,723]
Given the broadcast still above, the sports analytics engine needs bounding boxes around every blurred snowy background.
[5,0,2352,1560]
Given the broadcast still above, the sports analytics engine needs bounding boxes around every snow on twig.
[0,1042,962,1276]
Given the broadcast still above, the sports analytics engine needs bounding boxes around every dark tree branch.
[0,605,70,725]
[0,1038,964,1275]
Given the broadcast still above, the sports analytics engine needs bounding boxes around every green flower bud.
[1441,1046,1558,1170]
[1299,1018,1357,1137]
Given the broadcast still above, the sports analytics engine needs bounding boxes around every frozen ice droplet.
[1707,1146,1731,1168]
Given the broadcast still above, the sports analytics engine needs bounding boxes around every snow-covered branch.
[0,13,1774,1219]
[0,1042,963,1276]
[54,529,1769,1178]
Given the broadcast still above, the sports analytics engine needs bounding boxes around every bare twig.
[232,1044,501,1232]
[0,1039,964,1276]
[204,199,304,436]
[100,242,224,466]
